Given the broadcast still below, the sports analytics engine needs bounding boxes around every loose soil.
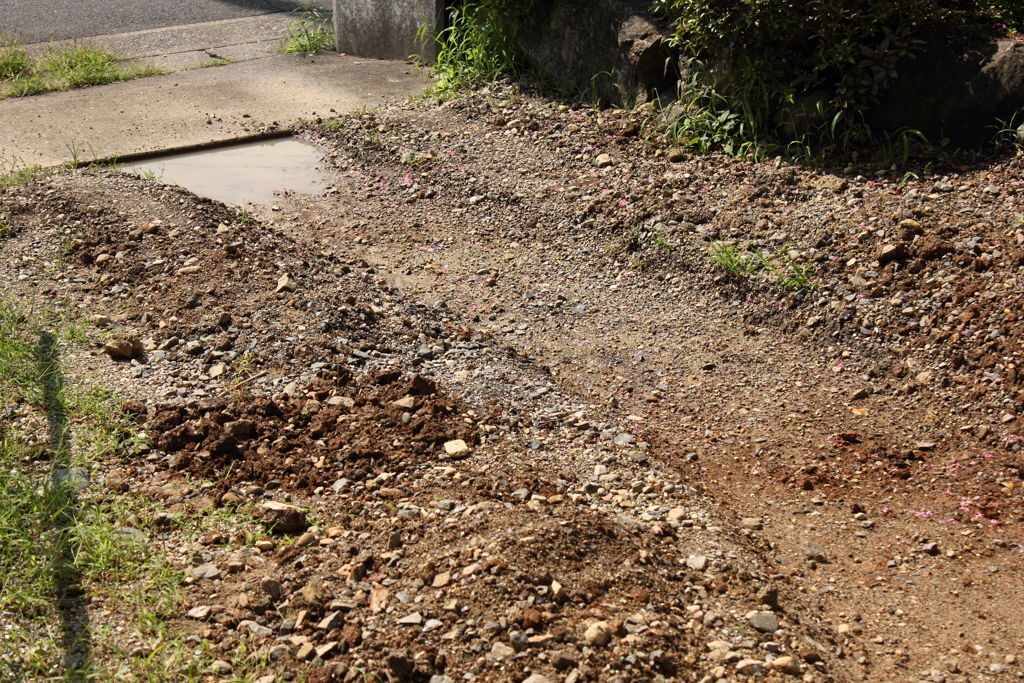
[2,83,1023,683]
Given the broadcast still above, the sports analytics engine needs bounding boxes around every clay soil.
[2,83,1023,683]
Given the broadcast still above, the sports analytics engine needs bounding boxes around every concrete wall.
[334,0,444,61]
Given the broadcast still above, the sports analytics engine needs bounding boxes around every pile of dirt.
[2,82,1024,683]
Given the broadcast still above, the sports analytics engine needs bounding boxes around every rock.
[258,501,307,533]
[491,642,516,658]
[595,153,614,168]
[91,314,111,326]
[584,621,613,646]
[771,656,801,675]
[803,542,827,563]
[876,243,909,264]
[208,362,227,378]
[183,340,204,356]
[749,613,779,633]
[276,274,299,293]
[735,659,765,676]
[398,612,423,625]
[740,517,762,530]
[551,649,578,671]
[223,420,255,438]
[522,676,551,683]
[667,507,688,521]
[260,577,283,601]
[103,334,143,360]
[686,555,708,571]
[317,611,343,631]
[210,660,232,675]
[755,585,779,609]
[850,387,871,400]
[177,265,202,275]
[190,564,221,581]
[443,439,470,458]
[238,620,273,637]
[294,532,317,548]
[187,605,212,620]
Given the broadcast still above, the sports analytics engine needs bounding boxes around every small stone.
[522,676,551,683]
[735,659,765,676]
[551,649,578,671]
[317,611,343,631]
[103,334,143,360]
[238,620,273,637]
[223,420,255,438]
[209,362,227,378]
[276,274,298,293]
[584,621,613,646]
[443,439,470,458]
[686,555,708,571]
[190,564,221,581]
[491,642,516,658]
[595,153,614,167]
[771,655,801,675]
[294,532,317,548]
[741,517,762,530]
[92,314,111,327]
[398,612,424,625]
[210,660,232,675]
[749,613,779,633]
[667,507,687,521]
[187,605,212,620]
[803,543,827,563]
[258,501,307,533]
[260,577,283,601]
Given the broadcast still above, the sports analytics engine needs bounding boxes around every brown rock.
[103,334,143,360]
[258,501,307,534]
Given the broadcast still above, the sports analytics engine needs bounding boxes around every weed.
[283,2,335,54]
[0,36,165,100]
[415,3,521,99]
[188,57,236,69]
[0,30,32,80]
[708,240,760,278]
[708,240,818,291]
[236,200,257,224]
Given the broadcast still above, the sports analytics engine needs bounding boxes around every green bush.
[652,0,1023,143]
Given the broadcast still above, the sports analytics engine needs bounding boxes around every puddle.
[128,138,327,206]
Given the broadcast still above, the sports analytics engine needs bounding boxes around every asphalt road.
[0,0,331,43]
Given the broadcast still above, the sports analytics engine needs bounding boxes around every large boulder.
[866,38,1024,145]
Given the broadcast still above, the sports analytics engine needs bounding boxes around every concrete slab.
[0,53,428,168]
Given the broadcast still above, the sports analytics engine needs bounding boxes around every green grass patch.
[283,3,335,54]
[708,240,818,291]
[0,35,165,100]
[416,3,522,99]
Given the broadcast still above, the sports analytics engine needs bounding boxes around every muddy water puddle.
[128,138,327,206]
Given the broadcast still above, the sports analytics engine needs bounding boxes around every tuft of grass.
[415,3,521,99]
[708,240,818,291]
[283,3,335,54]
[0,37,165,100]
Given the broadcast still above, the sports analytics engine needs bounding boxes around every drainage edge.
[72,129,296,169]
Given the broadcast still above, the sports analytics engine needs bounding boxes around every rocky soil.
[2,83,1023,683]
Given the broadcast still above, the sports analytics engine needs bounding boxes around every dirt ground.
[2,83,1023,683]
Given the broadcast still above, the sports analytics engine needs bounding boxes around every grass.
[0,298,287,682]
[415,3,521,100]
[0,31,165,100]
[283,2,335,54]
[708,240,818,291]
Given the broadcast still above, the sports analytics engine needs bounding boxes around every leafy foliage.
[653,0,1023,148]
[417,3,522,98]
